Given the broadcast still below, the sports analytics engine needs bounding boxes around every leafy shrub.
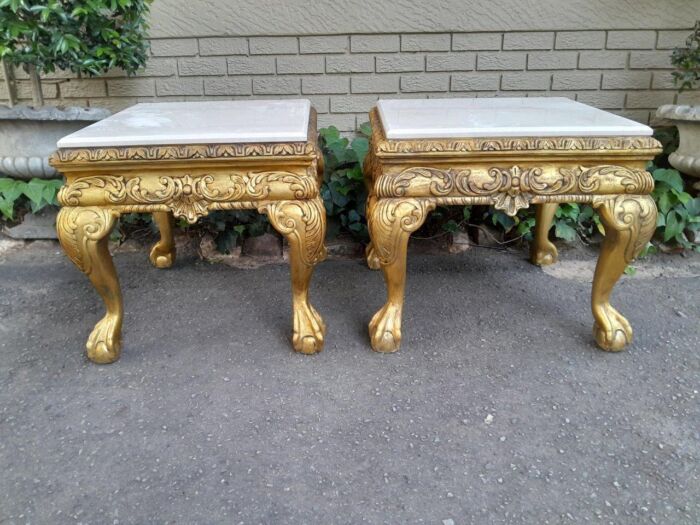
[0,0,152,105]
[318,123,370,240]
[0,177,62,220]
[671,21,700,92]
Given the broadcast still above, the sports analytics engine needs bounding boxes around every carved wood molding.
[373,164,654,215]
[59,171,319,223]
[368,108,661,157]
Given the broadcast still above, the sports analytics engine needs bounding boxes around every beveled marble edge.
[369,108,662,157]
[51,109,319,167]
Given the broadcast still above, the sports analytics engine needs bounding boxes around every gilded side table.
[365,97,660,353]
[51,100,326,363]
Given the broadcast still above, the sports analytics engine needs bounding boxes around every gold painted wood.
[365,106,661,354]
[51,111,326,363]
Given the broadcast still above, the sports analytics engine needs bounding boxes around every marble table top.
[57,99,312,148]
[377,97,652,139]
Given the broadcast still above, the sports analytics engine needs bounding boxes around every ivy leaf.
[350,137,369,165]
[22,179,46,206]
[653,169,684,193]
[663,211,684,242]
[554,220,577,241]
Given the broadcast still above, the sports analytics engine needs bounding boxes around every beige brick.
[350,35,400,53]
[606,31,655,49]
[330,95,379,113]
[652,71,677,89]
[477,52,526,70]
[527,52,577,70]
[401,74,449,92]
[227,57,275,75]
[156,78,203,96]
[401,34,451,52]
[501,72,550,90]
[451,73,500,91]
[302,76,349,94]
[577,91,625,109]
[376,54,424,73]
[306,95,330,113]
[199,37,248,56]
[60,78,106,98]
[503,32,554,50]
[626,91,675,108]
[602,71,652,90]
[612,109,651,124]
[178,57,226,76]
[318,113,356,132]
[204,78,252,96]
[629,51,672,69]
[138,58,177,77]
[150,38,198,57]
[657,29,694,49]
[277,56,324,74]
[555,31,605,50]
[677,91,700,105]
[452,33,502,51]
[16,81,58,100]
[300,36,348,54]
[552,72,600,90]
[326,55,374,73]
[249,36,298,55]
[426,53,475,71]
[107,78,155,97]
[87,97,138,113]
[252,77,300,95]
[578,51,627,69]
[351,74,399,93]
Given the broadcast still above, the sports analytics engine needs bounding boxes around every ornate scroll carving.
[367,198,436,266]
[260,197,327,267]
[260,197,327,354]
[567,165,654,195]
[591,195,657,352]
[52,142,317,165]
[59,171,319,223]
[57,207,123,364]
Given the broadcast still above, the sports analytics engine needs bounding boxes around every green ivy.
[0,177,62,220]
[671,21,700,92]
[652,167,700,251]
[0,0,152,77]
[318,123,370,240]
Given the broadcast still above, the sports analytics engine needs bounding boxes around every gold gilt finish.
[52,112,326,363]
[365,107,660,353]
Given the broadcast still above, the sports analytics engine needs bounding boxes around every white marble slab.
[57,99,312,148]
[377,97,652,139]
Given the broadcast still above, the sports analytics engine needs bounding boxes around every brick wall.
[1,29,698,131]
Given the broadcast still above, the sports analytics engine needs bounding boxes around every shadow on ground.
[1,241,699,524]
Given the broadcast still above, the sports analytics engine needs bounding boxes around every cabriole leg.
[592,195,657,351]
[530,202,559,266]
[367,197,434,353]
[263,197,327,354]
[57,207,123,364]
[149,211,176,269]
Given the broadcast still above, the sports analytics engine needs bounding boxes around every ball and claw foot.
[292,303,326,354]
[149,242,175,269]
[86,314,122,364]
[366,243,381,270]
[593,304,633,352]
[530,240,558,266]
[369,302,402,353]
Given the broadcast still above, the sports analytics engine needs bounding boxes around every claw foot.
[530,240,558,266]
[369,302,402,352]
[86,314,122,364]
[292,302,325,354]
[149,242,175,269]
[366,243,381,270]
[593,304,633,352]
